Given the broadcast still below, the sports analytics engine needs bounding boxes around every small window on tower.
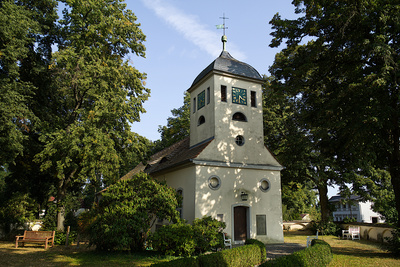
[251,91,256,107]
[177,188,183,219]
[235,135,245,146]
[207,87,210,104]
[197,90,205,110]
[193,97,196,113]
[232,112,247,122]
[198,115,205,126]
[221,85,227,102]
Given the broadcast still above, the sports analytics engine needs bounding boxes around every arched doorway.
[233,205,249,242]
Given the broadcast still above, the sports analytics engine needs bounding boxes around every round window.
[235,135,245,146]
[208,176,221,190]
[259,179,270,192]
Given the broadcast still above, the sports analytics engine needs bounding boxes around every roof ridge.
[190,50,262,88]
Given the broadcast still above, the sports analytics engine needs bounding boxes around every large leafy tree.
[0,0,58,229]
[34,0,150,230]
[269,0,400,226]
[153,92,190,152]
[0,0,40,164]
[367,169,397,224]
[263,74,333,221]
[281,181,319,221]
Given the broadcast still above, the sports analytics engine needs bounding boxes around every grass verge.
[284,230,400,267]
[0,241,176,266]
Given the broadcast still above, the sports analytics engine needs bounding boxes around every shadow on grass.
[332,246,390,258]
[0,241,174,266]
[330,239,397,260]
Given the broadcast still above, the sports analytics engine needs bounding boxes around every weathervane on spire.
[216,13,229,51]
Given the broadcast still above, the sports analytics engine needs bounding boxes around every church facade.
[122,37,284,244]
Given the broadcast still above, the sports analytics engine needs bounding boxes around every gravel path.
[265,243,306,259]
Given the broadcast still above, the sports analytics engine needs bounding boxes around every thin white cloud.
[141,0,246,60]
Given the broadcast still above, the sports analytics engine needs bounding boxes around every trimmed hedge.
[261,239,332,267]
[151,239,266,267]
[198,244,265,267]
[245,239,267,260]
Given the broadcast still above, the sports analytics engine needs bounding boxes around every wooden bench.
[15,230,55,249]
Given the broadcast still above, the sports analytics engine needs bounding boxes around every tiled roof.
[329,195,361,202]
[191,51,263,88]
[120,137,213,180]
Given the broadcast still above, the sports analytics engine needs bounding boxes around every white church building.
[122,36,284,244]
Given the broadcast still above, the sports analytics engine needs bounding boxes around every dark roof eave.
[188,69,264,92]
[147,159,194,176]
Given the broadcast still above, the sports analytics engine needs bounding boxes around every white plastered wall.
[359,201,384,223]
[194,164,284,244]
[154,166,197,224]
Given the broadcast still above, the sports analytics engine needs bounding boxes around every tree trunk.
[318,181,330,222]
[390,97,400,228]
[57,179,66,232]
[391,170,400,228]
[390,124,400,227]
[57,206,65,231]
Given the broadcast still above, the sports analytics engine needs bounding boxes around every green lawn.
[0,241,176,266]
[1,232,399,266]
[284,231,400,267]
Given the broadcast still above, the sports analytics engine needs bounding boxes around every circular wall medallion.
[208,176,221,190]
[259,179,270,192]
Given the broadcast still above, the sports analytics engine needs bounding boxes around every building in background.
[329,195,384,223]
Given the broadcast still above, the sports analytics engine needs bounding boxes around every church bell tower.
[187,35,265,164]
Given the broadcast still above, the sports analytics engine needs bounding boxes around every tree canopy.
[153,92,190,152]
[0,0,57,165]
[0,0,151,231]
[269,0,400,225]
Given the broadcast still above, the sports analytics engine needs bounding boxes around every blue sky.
[128,0,298,141]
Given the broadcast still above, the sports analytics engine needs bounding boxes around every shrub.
[385,227,400,256]
[261,239,332,267]
[343,217,357,223]
[53,230,78,245]
[88,173,180,251]
[0,194,36,235]
[149,216,225,257]
[310,221,341,236]
[192,216,226,254]
[149,220,196,257]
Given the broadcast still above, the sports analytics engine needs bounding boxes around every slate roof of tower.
[120,137,213,180]
[191,51,263,88]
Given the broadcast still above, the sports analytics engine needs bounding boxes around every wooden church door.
[234,206,248,241]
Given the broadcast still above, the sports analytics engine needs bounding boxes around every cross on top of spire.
[219,14,228,36]
[216,14,229,51]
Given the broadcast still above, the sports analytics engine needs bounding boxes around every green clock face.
[232,87,247,105]
[197,90,205,110]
